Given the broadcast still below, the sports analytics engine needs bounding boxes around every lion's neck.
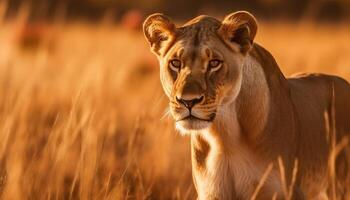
[191,53,280,200]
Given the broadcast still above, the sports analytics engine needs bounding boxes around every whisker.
[161,107,171,120]
[196,106,217,110]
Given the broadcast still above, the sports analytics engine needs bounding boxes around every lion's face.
[160,35,245,131]
[143,12,257,132]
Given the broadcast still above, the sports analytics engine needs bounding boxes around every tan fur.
[143,11,350,200]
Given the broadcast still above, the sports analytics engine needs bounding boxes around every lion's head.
[143,11,258,132]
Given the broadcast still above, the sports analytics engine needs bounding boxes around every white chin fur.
[175,120,211,135]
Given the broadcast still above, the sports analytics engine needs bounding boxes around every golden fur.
[143,11,350,200]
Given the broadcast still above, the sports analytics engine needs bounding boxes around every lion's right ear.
[143,13,176,56]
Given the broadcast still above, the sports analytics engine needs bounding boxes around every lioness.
[143,11,350,200]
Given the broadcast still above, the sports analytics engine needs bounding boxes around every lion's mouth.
[177,113,216,122]
[174,112,216,132]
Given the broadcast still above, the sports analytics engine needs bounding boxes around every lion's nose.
[176,95,204,110]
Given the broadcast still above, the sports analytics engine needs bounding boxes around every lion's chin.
[175,118,212,135]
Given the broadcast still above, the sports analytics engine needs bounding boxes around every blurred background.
[0,0,349,199]
[3,0,350,21]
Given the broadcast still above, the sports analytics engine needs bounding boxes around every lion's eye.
[169,59,182,72]
[208,59,222,72]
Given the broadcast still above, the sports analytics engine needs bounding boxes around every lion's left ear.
[218,11,257,54]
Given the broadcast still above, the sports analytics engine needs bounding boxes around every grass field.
[0,17,349,199]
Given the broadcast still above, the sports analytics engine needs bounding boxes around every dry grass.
[0,10,350,200]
